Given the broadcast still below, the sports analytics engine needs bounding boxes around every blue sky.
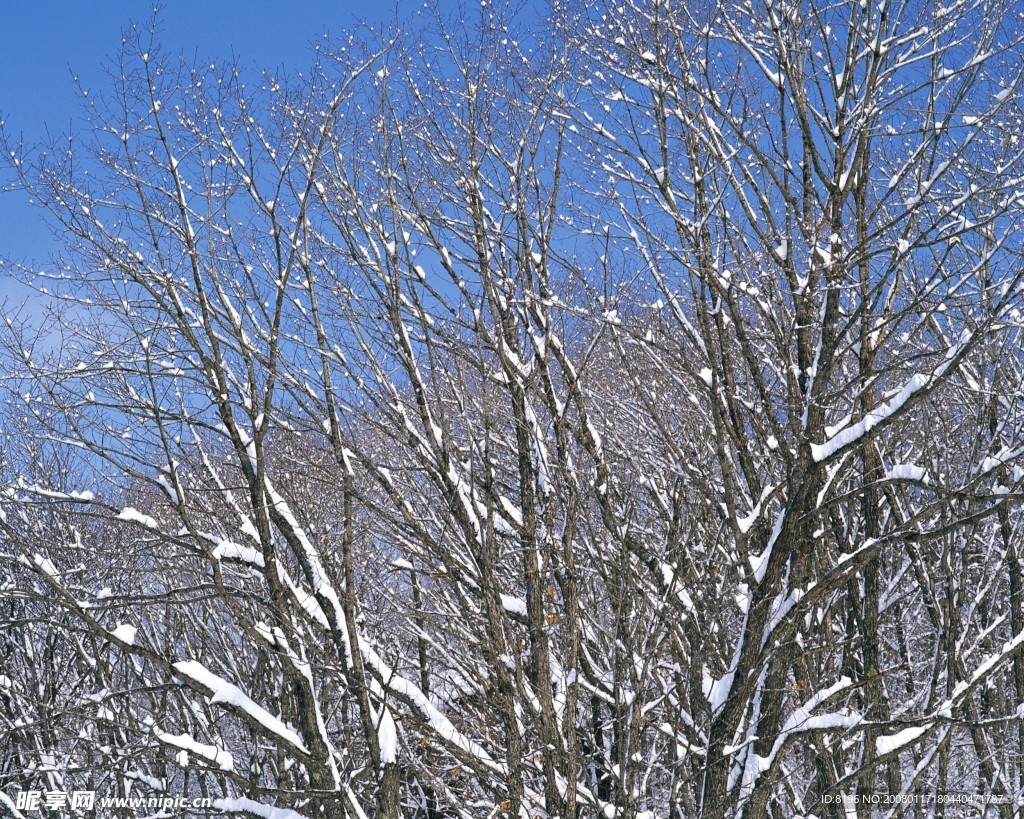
[0,1,392,268]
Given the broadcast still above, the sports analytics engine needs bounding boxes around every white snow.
[32,554,60,578]
[737,484,773,534]
[158,731,234,771]
[173,660,308,754]
[761,587,806,647]
[213,797,304,819]
[737,508,758,533]
[264,479,349,645]
[498,494,525,526]
[749,510,785,584]
[707,670,735,713]
[501,594,528,616]
[111,624,137,645]
[876,723,931,756]
[279,569,330,628]
[213,538,266,568]
[377,707,398,763]
[750,677,858,784]
[117,507,158,529]
[239,516,261,542]
[21,486,95,503]
[155,474,179,503]
[812,338,968,462]
[359,642,504,773]
[0,792,26,819]
[886,463,928,483]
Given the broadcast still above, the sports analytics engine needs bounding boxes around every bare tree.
[2,2,1024,818]
[575,0,1024,815]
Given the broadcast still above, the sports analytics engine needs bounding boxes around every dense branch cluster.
[3,0,1024,817]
